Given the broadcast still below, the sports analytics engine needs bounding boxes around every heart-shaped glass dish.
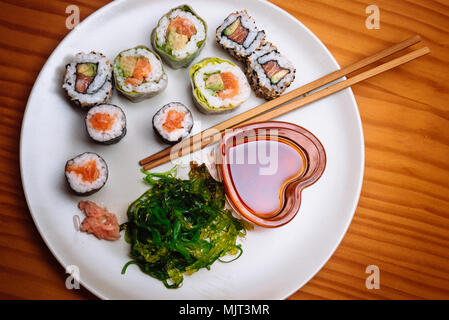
[216,121,326,228]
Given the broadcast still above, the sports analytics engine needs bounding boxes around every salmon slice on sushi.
[152,102,193,144]
[246,42,296,100]
[189,57,250,114]
[85,104,127,144]
[65,152,108,196]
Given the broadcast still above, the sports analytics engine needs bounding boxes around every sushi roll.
[62,52,113,108]
[65,152,108,196]
[216,10,266,62]
[246,42,296,100]
[85,104,126,144]
[151,5,207,69]
[152,102,193,144]
[189,57,250,114]
[113,46,168,102]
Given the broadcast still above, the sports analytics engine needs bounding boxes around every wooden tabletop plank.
[0,0,448,300]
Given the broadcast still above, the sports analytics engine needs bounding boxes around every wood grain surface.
[0,0,448,300]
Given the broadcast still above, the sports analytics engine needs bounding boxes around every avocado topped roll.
[189,57,250,114]
[246,42,296,100]
[151,5,207,69]
[216,10,266,62]
[113,46,167,102]
[63,52,113,108]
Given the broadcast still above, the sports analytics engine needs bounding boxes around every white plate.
[20,0,364,299]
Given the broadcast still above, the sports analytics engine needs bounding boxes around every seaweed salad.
[121,162,249,288]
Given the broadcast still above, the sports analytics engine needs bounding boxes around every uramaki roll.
[245,42,296,100]
[216,10,266,62]
[65,152,108,196]
[63,52,113,108]
[85,104,127,145]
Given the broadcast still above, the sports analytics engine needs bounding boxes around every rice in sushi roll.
[65,152,108,196]
[216,10,266,62]
[246,42,296,100]
[152,102,193,144]
[113,46,167,102]
[152,5,207,69]
[62,52,113,108]
[85,104,126,144]
[189,57,250,114]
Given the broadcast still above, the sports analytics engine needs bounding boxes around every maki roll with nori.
[63,52,113,108]
[65,152,108,196]
[85,104,126,144]
[246,42,296,100]
[152,102,193,144]
[113,46,167,102]
[189,57,250,114]
[216,10,265,62]
[152,5,207,69]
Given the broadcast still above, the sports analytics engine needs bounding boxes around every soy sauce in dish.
[226,137,306,216]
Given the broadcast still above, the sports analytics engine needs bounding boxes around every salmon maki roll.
[245,42,296,100]
[152,5,207,69]
[62,52,113,108]
[216,10,265,62]
[85,104,126,144]
[113,46,167,102]
[152,102,193,144]
[189,57,251,114]
[65,152,108,196]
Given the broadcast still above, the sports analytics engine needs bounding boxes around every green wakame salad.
[121,162,250,288]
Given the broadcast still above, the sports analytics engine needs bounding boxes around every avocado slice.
[168,30,188,51]
[271,69,289,84]
[205,73,224,92]
[77,63,97,77]
[119,56,138,78]
[224,18,240,36]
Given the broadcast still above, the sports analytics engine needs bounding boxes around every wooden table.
[0,0,448,300]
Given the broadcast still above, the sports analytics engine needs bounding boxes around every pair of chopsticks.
[140,35,429,170]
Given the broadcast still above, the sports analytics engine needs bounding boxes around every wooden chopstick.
[139,35,422,167]
[142,46,429,171]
